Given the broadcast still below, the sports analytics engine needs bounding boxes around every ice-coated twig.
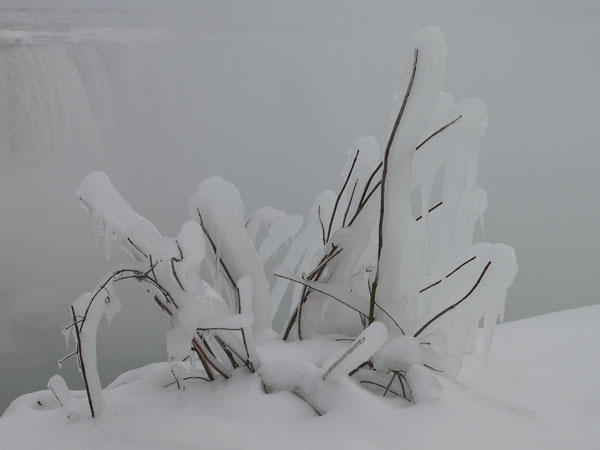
[414,261,492,337]
[292,391,322,416]
[369,48,420,325]
[196,209,240,313]
[415,115,462,151]
[415,201,444,222]
[322,337,366,381]
[71,305,95,418]
[317,205,326,246]
[348,180,381,226]
[170,240,185,292]
[418,255,478,295]
[274,272,369,320]
[326,149,360,242]
[342,179,359,227]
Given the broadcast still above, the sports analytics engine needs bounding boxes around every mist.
[1,1,599,411]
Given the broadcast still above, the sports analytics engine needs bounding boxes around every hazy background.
[1,0,599,411]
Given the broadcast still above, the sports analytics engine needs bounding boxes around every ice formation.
[60,26,516,417]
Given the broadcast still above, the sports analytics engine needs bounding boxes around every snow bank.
[2,306,598,450]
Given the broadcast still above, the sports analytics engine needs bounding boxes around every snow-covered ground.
[2,305,598,450]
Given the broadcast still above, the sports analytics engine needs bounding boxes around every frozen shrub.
[56,26,516,416]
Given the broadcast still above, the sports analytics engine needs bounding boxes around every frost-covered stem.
[348,360,372,377]
[191,336,230,379]
[369,48,420,325]
[373,300,405,334]
[71,305,95,418]
[304,247,343,281]
[214,336,239,369]
[414,261,492,337]
[196,209,240,313]
[292,391,322,416]
[326,149,359,242]
[281,245,340,340]
[191,343,215,381]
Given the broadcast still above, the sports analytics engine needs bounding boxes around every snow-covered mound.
[2,305,598,450]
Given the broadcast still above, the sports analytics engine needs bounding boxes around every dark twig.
[342,178,359,227]
[348,180,381,226]
[415,201,444,222]
[127,238,148,259]
[170,240,185,292]
[292,391,322,416]
[196,209,240,313]
[359,380,399,396]
[414,261,492,337]
[163,375,210,388]
[317,206,326,246]
[58,351,78,367]
[356,162,382,213]
[419,280,442,294]
[369,48,419,325]
[446,256,477,278]
[415,115,462,151]
[373,300,405,335]
[327,149,360,242]
[304,247,343,280]
[417,256,478,296]
[274,273,368,320]
[71,306,95,418]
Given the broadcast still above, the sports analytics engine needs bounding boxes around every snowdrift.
[2,306,598,450]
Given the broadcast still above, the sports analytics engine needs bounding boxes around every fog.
[1,1,599,411]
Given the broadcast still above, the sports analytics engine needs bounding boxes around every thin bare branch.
[71,306,95,418]
[446,255,477,278]
[415,201,444,222]
[170,240,185,292]
[273,272,368,319]
[327,149,360,242]
[342,178,359,227]
[359,380,399,396]
[196,209,240,313]
[414,261,492,337]
[317,205,326,246]
[415,115,462,151]
[419,279,442,294]
[348,180,381,226]
[304,246,343,280]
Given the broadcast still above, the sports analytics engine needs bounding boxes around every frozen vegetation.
[1,23,526,435]
[5,14,598,448]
